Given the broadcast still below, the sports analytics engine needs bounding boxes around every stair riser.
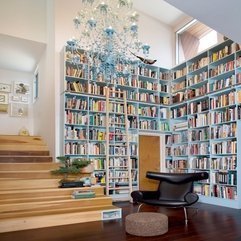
[0,198,112,214]
[0,179,60,190]
[0,187,105,199]
[0,152,50,157]
[0,172,56,179]
[0,163,59,171]
[0,207,121,233]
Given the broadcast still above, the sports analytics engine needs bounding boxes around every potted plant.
[51,156,91,188]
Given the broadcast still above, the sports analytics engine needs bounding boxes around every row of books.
[188,112,209,128]
[65,97,88,110]
[187,71,208,86]
[209,75,234,92]
[138,67,157,78]
[211,185,237,200]
[209,60,235,78]
[189,143,209,155]
[172,80,186,92]
[210,123,236,139]
[210,106,236,124]
[211,156,236,170]
[189,127,209,142]
[188,56,209,73]
[65,110,88,125]
[190,157,210,170]
[211,140,237,155]
[165,159,187,169]
[210,91,235,109]
[65,126,87,140]
[139,120,158,130]
[209,43,239,63]
[65,142,87,155]
[172,144,188,156]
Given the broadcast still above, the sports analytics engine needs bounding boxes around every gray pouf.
[125,212,168,237]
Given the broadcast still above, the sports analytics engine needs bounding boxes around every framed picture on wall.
[10,103,28,117]
[14,82,30,95]
[0,104,8,114]
[0,93,9,104]
[0,83,11,93]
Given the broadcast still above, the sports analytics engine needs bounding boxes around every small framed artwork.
[0,104,8,113]
[12,95,21,102]
[0,93,9,104]
[21,96,29,103]
[10,103,28,117]
[0,83,11,93]
[14,82,30,95]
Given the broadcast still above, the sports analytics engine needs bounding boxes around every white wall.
[0,69,34,135]
[137,10,173,68]
[0,0,47,43]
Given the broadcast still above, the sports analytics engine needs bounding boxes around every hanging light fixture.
[67,0,151,82]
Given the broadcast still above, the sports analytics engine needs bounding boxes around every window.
[176,20,218,64]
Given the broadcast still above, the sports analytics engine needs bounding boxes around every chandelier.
[67,0,151,82]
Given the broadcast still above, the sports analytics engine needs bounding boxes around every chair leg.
[137,203,144,212]
[183,207,188,225]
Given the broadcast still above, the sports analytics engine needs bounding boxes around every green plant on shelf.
[51,156,91,187]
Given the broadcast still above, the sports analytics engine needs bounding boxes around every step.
[0,162,59,171]
[0,178,60,190]
[0,145,49,152]
[0,170,57,179]
[0,205,121,233]
[0,135,46,146]
[0,186,105,200]
[0,196,113,218]
[0,151,50,156]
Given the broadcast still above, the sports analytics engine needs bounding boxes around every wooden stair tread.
[0,135,46,145]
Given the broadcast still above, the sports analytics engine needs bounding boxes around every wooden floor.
[1,202,241,241]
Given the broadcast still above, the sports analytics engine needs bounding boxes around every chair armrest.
[184,192,199,205]
[131,191,143,202]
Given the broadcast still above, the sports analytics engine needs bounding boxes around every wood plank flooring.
[1,202,241,241]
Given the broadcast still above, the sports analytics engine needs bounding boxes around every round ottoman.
[125,212,168,237]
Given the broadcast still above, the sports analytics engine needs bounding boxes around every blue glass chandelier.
[67,0,151,82]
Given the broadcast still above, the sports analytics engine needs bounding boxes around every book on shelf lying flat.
[71,190,96,199]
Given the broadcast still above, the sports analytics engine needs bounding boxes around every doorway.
[139,135,162,190]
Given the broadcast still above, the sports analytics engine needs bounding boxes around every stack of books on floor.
[71,190,96,199]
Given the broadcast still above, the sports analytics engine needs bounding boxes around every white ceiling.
[133,0,186,27]
[1,0,241,74]
[0,34,46,73]
[165,0,241,44]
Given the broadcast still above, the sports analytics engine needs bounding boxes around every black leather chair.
[131,171,209,224]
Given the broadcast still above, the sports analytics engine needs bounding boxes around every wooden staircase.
[0,135,121,233]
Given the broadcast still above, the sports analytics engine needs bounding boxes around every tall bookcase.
[62,39,241,208]
[62,46,170,201]
[166,39,241,208]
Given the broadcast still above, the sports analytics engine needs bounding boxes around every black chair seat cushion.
[142,199,189,207]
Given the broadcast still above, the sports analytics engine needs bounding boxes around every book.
[71,190,96,199]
